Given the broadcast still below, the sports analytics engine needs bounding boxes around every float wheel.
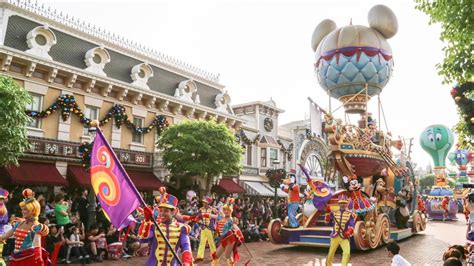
[268,219,283,244]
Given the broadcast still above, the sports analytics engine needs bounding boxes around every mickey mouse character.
[343,175,375,215]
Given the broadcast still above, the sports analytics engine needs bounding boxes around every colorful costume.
[325,195,356,266]
[0,189,9,266]
[441,196,449,220]
[299,164,333,211]
[139,193,193,266]
[416,195,426,214]
[196,196,216,260]
[0,189,50,266]
[343,175,375,215]
[201,198,244,266]
[280,171,301,228]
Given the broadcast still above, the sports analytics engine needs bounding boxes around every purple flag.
[91,129,141,228]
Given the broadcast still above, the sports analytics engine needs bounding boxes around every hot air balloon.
[420,124,457,220]
[455,149,469,177]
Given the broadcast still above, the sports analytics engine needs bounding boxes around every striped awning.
[262,183,288,198]
[243,181,274,197]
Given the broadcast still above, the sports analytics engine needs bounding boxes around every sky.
[43,0,460,169]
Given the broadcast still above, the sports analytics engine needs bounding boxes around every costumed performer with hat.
[138,191,193,266]
[197,198,244,266]
[0,188,50,265]
[195,196,217,262]
[280,169,301,228]
[325,194,356,266]
[0,189,9,266]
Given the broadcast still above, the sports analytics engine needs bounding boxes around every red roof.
[67,165,91,187]
[212,178,245,194]
[2,161,68,186]
[126,170,164,191]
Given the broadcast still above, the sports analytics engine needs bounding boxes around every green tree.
[157,119,244,192]
[414,0,474,149]
[419,174,435,189]
[0,75,32,166]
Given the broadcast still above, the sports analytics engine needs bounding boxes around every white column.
[57,91,71,141]
[111,119,121,148]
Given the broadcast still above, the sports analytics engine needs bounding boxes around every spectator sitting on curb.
[386,241,411,266]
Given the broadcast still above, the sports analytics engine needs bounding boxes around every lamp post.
[272,160,280,218]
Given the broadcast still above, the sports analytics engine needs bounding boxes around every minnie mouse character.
[343,175,375,215]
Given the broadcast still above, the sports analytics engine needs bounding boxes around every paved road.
[71,214,467,265]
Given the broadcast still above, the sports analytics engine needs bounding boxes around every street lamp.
[272,160,280,218]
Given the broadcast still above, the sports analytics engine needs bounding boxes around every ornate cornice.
[1,0,222,88]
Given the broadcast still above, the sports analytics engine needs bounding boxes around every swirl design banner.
[90,129,141,228]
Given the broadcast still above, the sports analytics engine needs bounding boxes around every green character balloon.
[419,124,454,167]
[447,152,456,165]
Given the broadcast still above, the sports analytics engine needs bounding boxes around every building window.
[132,117,144,144]
[83,106,99,135]
[26,94,42,128]
[270,148,278,164]
[260,148,267,168]
[246,145,252,166]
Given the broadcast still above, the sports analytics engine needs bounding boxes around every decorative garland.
[235,129,260,145]
[78,142,92,170]
[277,140,293,161]
[450,82,474,139]
[266,168,287,188]
[27,95,169,135]
[264,117,273,132]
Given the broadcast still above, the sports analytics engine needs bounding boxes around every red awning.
[67,165,91,187]
[212,178,245,194]
[126,170,164,191]
[3,161,68,186]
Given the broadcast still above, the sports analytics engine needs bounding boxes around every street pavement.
[72,214,467,265]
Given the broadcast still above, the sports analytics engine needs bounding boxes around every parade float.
[420,125,458,220]
[268,4,427,250]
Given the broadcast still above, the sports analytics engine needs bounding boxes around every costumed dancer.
[416,195,426,215]
[280,170,301,228]
[138,192,193,266]
[465,192,474,225]
[199,198,244,266]
[441,196,450,221]
[343,175,375,216]
[0,189,9,266]
[0,189,50,266]
[325,195,356,266]
[195,196,217,262]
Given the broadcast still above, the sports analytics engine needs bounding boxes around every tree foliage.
[414,0,473,85]
[157,119,244,189]
[414,0,474,148]
[0,75,32,166]
[419,174,435,189]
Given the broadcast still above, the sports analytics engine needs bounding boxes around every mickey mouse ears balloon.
[419,124,454,167]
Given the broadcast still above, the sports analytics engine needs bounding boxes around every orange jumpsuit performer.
[0,189,50,266]
[441,196,450,221]
[416,195,426,214]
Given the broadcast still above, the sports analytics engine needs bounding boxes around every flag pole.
[92,125,183,266]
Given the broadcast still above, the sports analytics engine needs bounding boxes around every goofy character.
[325,195,356,266]
[343,175,375,216]
[195,196,217,262]
[280,170,301,228]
